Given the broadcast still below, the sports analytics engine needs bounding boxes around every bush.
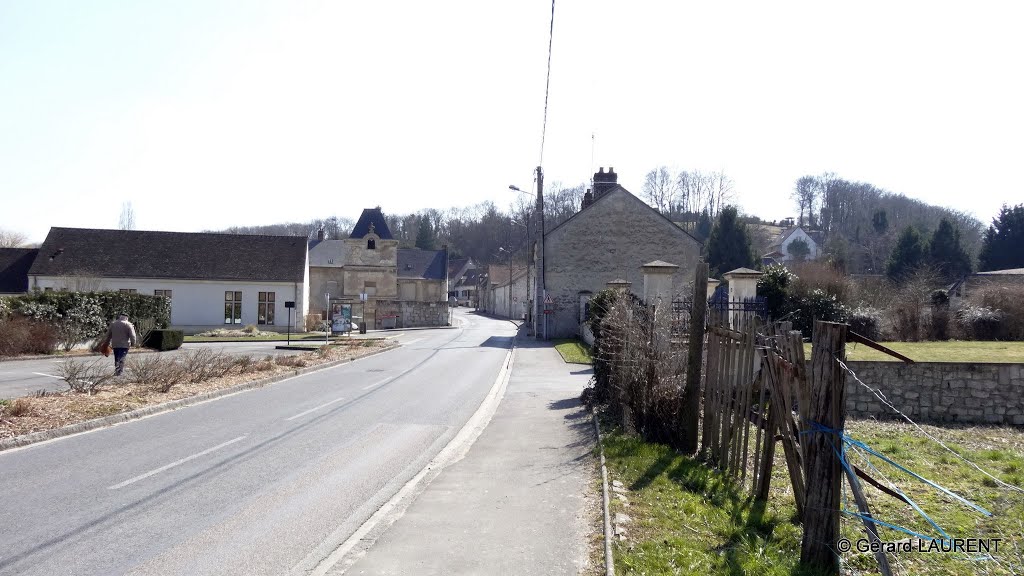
[57,358,116,394]
[757,264,795,321]
[144,329,184,351]
[975,286,1024,341]
[790,289,849,337]
[848,306,883,341]
[0,317,60,356]
[956,305,1003,340]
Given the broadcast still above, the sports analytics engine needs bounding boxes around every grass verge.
[554,339,593,364]
[598,412,1024,575]
[803,340,1024,363]
[0,340,396,442]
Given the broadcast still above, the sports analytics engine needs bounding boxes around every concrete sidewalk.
[341,339,597,575]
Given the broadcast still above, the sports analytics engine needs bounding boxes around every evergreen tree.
[979,204,1024,271]
[707,206,756,276]
[928,218,972,282]
[886,225,927,281]
[695,209,713,242]
[414,215,435,250]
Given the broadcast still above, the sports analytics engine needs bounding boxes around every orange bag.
[101,342,113,357]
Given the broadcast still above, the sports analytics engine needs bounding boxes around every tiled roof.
[0,248,38,293]
[398,249,446,280]
[308,240,346,267]
[28,228,306,282]
[350,208,393,240]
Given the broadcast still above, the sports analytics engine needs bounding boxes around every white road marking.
[361,377,391,391]
[384,333,406,339]
[400,338,422,346]
[108,435,246,490]
[285,396,347,421]
[30,372,63,379]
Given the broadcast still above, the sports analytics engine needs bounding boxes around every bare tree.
[0,229,28,247]
[119,202,136,230]
[791,176,817,227]
[642,167,677,213]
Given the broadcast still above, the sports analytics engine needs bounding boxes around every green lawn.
[553,339,592,364]
[600,416,1024,575]
[803,340,1024,363]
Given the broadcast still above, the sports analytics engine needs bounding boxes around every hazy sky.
[2,1,1022,243]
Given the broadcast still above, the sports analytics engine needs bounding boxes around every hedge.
[144,329,184,351]
[5,291,171,349]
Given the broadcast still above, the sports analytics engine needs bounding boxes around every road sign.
[284,301,295,309]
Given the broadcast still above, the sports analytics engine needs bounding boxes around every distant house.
[763,226,824,265]
[536,167,703,339]
[27,228,310,333]
[307,209,449,329]
[447,258,479,306]
[479,264,528,320]
[0,248,38,295]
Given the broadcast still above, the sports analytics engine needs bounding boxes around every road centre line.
[31,372,63,379]
[285,396,347,421]
[108,435,247,489]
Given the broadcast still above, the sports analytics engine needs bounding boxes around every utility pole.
[534,165,545,339]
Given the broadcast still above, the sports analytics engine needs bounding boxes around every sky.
[2,1,1022,244]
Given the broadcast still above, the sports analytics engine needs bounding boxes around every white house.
[27,228,310,334]
[763,226,824,264]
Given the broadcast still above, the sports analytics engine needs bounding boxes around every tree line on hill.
[199,169,1021,280]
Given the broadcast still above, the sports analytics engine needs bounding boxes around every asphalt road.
[0,338,391,399]
[0,310,515,576]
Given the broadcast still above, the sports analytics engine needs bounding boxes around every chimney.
[593,166,618,199]
[581,189,593,210]
[317,227,325,241]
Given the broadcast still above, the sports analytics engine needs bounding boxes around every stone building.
[308,208,448,329]
[536,168,703,339]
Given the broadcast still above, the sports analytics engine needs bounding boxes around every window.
[119,288,138,294]
[367,239,376,249]
[258,291,275,325]
[154,289,172,299]
[224,291,242,324]
[364,281,377,296]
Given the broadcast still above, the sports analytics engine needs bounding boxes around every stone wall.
[844,361,1024,426]
[399,301,448,328]
[542,188,702,339]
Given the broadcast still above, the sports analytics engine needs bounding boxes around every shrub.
[275,354,308,368]
[790,289,849,337]
[975,285,1024,341]
[955,305,1003,340]
[243,324,260,335]
[757,264,795,321]
[0,317,60,356]
[57,358,116,394]
[1,397,31,417]
[144,329,184,351]
[848,306,883,341]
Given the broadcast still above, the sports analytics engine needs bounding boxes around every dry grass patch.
[0,340,396,441]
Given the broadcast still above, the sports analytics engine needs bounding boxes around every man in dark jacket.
[104,314,138,376]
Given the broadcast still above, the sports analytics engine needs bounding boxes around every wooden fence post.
[800,320,848,575]
[680,261,709,453]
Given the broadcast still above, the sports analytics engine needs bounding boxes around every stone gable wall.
[844,361,1024,426]
[541,189,701,338]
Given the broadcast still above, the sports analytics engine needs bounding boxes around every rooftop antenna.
[590,132,595,188]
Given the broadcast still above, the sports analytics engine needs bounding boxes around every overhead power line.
[539,0,556,167]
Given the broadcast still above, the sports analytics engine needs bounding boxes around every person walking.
[103,313,138,376]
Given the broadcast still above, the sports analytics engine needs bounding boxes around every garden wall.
[844,361,1024,426]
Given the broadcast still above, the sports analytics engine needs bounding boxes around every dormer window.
[368,239,376,249]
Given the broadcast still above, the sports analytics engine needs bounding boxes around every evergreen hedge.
[5,291,171,349]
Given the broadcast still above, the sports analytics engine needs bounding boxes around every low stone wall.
[398,301,448,328]
[844,361,1024,426]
